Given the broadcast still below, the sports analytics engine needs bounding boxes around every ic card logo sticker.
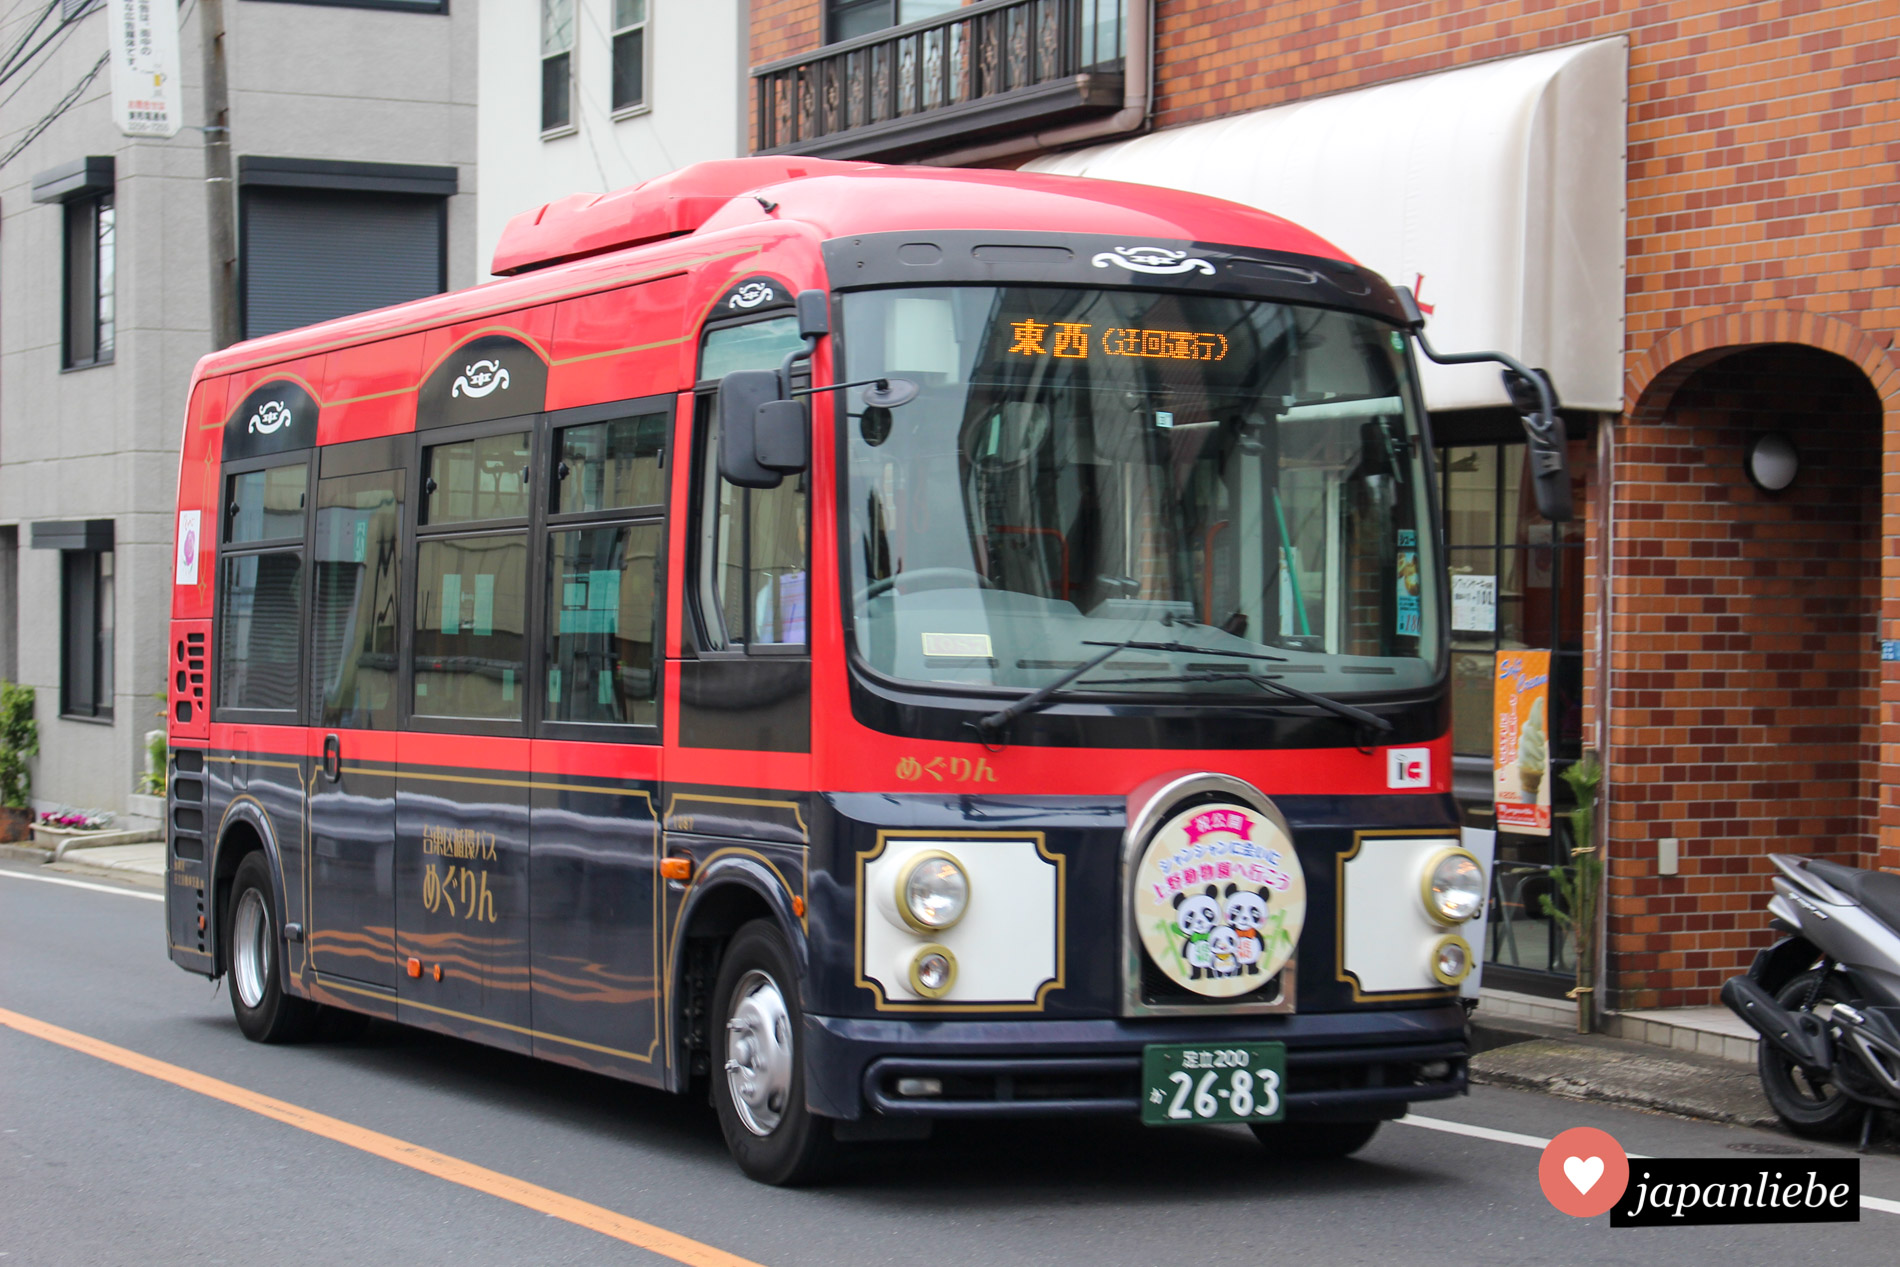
[1134,801,1305,998]
[1091,245,1216,276]
[1387,746,1430,789]
[452,358,510,399]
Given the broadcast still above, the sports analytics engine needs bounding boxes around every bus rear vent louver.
[173,631,205,724]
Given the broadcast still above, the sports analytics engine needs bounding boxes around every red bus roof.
[197,158,1355,377]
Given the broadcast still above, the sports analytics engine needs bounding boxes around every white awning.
[1026,39,1627,413]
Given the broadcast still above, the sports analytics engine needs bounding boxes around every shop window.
[60,549,113,718]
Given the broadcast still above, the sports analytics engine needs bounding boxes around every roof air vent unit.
[491,157,872,277]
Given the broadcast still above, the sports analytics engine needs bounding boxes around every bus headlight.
[897,851,969,932]
[1421,848,1484,925]
[908,945,958,998]
[1431,935,1473,986]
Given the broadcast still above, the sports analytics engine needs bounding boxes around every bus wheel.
[1249,1119,1381,1159]
[710,919,835,1186]
[227,853,318,1044]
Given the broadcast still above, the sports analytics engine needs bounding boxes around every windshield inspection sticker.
[1134,802,1306,999]
[921,632,992,659]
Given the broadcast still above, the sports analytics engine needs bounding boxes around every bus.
[165,156,1565,1185]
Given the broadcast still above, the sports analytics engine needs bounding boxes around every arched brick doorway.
[1607,333,1888,1010]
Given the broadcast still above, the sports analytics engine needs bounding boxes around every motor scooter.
[1721,853,1900,1148]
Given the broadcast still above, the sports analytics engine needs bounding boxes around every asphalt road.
[4,859,1900,1267]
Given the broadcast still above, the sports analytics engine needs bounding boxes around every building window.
[61,549,113,719]
[62,193,114,370]
[611,0,647,113]
[541,0,575,134]
[827,0,959,42]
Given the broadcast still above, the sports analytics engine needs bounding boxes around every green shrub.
[0,682,39,810]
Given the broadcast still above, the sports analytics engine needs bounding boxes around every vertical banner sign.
[108,0,183,138]
[1494,650,1551,836]
[1395,529,1421,636]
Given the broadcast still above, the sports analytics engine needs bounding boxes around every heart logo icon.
[1563,1155,1604,1194]
[1540,1127,1628,1217]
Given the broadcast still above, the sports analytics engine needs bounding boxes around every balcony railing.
[753,0,1131,162]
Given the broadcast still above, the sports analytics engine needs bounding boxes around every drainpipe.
[920,0,1153,168]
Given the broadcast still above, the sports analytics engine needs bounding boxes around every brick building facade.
[744,0,1900,1009]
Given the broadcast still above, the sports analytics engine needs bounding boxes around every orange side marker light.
[432,964,443,982]
[406,957,422,978]
[791,896,805,918]
[660,857,692,882]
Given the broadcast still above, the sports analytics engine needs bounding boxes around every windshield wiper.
[974,639,1293,744]
[1076,669,1394,734]
[973,640,1140,743]
[1080,638,1288,664]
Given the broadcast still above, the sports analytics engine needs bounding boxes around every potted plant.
[0,681,38,842]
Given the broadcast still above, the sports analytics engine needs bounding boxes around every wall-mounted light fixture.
[1745,432,1799,493]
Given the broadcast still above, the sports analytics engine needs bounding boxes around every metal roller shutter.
[242,189,445,339]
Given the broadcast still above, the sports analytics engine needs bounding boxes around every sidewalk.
[0,839,165,888]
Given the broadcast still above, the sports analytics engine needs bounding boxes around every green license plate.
[1140,1041,1286,1126]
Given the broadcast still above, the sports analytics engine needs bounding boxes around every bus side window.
[695,315,809,653]
[543,409,667,727]
[218,460,308,715]
[412,431,533,723]
[311,469,404,728]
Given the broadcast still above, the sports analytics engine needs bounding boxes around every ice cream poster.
[1493,650,1551,835]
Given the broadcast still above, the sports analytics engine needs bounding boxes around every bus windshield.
[839,286,1441,701]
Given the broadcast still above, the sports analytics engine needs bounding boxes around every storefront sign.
[108,0,182,139]
[1452,574,1497,632]
[1494,650,1551,836]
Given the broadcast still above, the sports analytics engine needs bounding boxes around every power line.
[0,0,57,81]
[0,2,69,90]
[0,48,106,169]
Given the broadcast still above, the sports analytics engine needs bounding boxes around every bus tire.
[1249,1118,1381,1159]
[710,919,835,1186]
[226,853,318,1044]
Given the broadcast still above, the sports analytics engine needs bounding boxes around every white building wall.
[0,1,474,820]
[476,0,746,281]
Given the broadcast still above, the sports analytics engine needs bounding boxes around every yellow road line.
[0,1006,765,1267]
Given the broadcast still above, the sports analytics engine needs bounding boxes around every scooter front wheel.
[1758,970,1866,1141]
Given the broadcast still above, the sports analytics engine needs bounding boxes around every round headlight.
[909,945,958,998]
[898,851,969,932]
[1431,934,1472,986]
[1422,848,1484,925]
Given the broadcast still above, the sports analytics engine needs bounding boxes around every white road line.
[1400,1113,1900,1215]
[0,869,163,902]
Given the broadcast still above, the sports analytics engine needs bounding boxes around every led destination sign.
[1007,320,1229,362]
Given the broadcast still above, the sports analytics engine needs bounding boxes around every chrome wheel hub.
[724,969,793,1136]
[232,888,271,1010]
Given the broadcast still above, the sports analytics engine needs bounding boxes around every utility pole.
[199,0,238,350]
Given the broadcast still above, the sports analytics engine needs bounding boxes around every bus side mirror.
[1396,284,1573,523]
[1503,368,1572,523]
[755,398,808,472]
[717,369,786,489]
